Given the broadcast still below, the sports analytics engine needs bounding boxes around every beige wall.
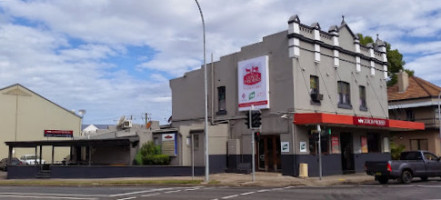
[0,85,81,162]
[392,130,440,156]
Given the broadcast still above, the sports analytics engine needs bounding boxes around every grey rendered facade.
[170,15,397,176]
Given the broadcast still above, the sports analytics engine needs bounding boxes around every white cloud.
[0,0,441,124]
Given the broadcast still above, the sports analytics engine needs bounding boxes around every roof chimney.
[397,70,409,92]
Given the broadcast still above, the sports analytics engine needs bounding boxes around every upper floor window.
[217,86,226,115]
[338,81,352,109]
[406,109,415,121]
[310,75,322,103]
[359,85,367,111]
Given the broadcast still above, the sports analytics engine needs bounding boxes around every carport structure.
[5,137,139,167]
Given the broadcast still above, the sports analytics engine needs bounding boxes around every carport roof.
[5,136,139,148]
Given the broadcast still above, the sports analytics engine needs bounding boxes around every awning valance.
[294,113,425,131]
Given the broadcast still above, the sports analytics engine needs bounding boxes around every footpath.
[0,171,375,187]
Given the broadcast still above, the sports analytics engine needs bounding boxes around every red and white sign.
[162,133,175,141]
[44,130,73,138]
[238,55,270,111]
[353,116,389,127]
[331,136,340,153]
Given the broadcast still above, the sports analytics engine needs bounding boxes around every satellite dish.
[78,109,86,117]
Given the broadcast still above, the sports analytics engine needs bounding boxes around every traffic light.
[245,111,251,128]
[251,110,262,129]
[254,132,260,141]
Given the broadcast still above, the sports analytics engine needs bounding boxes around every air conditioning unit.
[310,92,324,101]
[122,120,132,129]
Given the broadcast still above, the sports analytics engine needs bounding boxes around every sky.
[0,0,440,125]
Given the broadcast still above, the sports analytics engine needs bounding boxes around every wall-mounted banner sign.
[44,130,73,138]
[238,55,270,111]
[353,116,389,127]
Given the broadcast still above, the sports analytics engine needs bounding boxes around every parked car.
[0,158,25,171]
[365,150,441,184]
[19,154,46,165]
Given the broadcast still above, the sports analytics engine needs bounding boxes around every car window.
[424,152,438,161]
[400,152,423,160]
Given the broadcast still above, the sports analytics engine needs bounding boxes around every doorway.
[257,135,281,172]
[340,133,355,173]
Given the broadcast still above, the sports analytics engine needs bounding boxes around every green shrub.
[134,141,170,165]
[390,142,405,160]
[134,151,143,165]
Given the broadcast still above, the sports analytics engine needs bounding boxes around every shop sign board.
[44,130,73,138]
[353,116,388,127]
[281,142,289,153]
[162,133,177,156]
[300,141,307,153]
[238,55,270,111]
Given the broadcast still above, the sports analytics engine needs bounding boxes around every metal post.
[250,106,255,182]
[194,0,209,183]
[317,124,322,180]
[438,92,441,153]
[191,134,195,180]
[252,129,255,182]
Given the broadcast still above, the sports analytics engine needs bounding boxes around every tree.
[357,33,413,86]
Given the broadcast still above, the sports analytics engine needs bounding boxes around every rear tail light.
[387,161,392,172]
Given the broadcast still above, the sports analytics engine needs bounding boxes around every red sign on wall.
[353,116,389,127]
[44,130,73,138]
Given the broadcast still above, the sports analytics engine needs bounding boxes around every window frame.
[310,75,321,104]
[216,86,227,115]
[337,81,352,109]
[359,85,368,111]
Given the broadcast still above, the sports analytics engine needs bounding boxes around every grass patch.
[0,179,203,187]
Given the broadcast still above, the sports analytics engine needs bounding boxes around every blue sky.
[0,0,440,125]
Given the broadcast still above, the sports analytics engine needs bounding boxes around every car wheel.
[400,170,413,184]
[377,176,389,184]
[421,176,428,181]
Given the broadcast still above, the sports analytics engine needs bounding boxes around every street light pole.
[194,0,209,183]
[438,92,441,154]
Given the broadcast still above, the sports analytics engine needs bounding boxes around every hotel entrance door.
[257,135,281,172]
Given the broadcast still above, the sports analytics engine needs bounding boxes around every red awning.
[293,113,425,131]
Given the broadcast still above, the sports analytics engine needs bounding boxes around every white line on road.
[0,194,98,200]
[221,194,238,199]
[257,189,270,193]
[240,191,255,196]
[109,188,176,197]
[164,190,182,194]
[116,197,137,200]
[141,193,161,197]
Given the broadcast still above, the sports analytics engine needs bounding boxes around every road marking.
[164,190,181,194]
[141,193,161,197]
[0,194,97,200]
[240,191,255,196]
[221,194,238,199]
[257,189,270,193]
[109,188,176,197]
[116,197,137,200]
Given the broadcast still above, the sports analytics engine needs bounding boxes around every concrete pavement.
[0,170,375,187]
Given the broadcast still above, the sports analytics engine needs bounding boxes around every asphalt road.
[1,180,441,200]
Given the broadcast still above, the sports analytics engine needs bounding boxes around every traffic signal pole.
[250,106,255,182]
[317,124,322,180]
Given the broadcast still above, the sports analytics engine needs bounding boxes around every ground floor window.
[410,139,428,151]
[309,131,329,154]
[367,133,380,152]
